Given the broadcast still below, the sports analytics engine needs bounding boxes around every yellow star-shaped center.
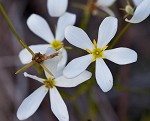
[86,39,108,62]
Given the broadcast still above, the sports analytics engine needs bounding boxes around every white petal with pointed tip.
[63,54,93,78]
[43,47,60,78]
[104,47,137,65]
[17,86,48,120]
[24,72,45,83]
[125,0,150,23]
[47,0,68,17]
[96,59,113,92]
[27,14,54,43]
[56,12,76,41]
[50,87,69,121]
[65,26,94,50]
[97,17,118,48]
[133,0,143,6]
[97,0,116,7]
[57,48,68,72]
[19,44,50,64]
[55,71,92,87]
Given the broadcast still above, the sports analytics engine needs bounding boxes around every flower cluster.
[17,1,92,120]
[124,0,150,23]
[6,0,149,121]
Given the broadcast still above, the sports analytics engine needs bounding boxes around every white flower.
[17,70,92,120]
[19,12,76,71]
[43,47,61,77]
[47,0,68,17]
[133,0,142,6]
[63,16,138,92]
[125,0,150,23]
[96,0,116,16]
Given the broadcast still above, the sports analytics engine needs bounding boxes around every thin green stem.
[109,22,131,49]
[33,63,46,78]
[0,3,21,42]
[15,61,35,74]
[0,3,34,56]
[19,39,35,56]
[0,3,54,77]
[40,64,54,77]
[80,0,94,30]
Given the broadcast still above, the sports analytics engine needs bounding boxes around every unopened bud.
[125,5,134,15]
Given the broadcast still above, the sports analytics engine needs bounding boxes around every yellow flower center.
[51,40,63,51]
[86,39,108,62]
[43,78,56,88]
[92,48,103,58]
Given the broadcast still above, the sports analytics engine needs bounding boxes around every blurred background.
[0,0,150,121]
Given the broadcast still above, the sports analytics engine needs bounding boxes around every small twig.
[15,61,35,74]
[40,64,54,77]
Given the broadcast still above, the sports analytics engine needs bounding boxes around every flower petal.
[56,12,76,41]
[133,0,143,6]
[96,59,113,92]
[43,47,60,78]
[19,44,50,64]
[53,67,64,78]
[57,48,67,72]
[24,72,45,83]
[47,0,68,17]
[97,0,116,7]
[97,16,118,48]
[63,54,93,78]
[104,47,138,65]
[17,86,48,120]
[55,71,92,87]
[65,26,94,50]
[27,14,54,43]
[50,87,69,121]
[53,49,67,78]
[125,0,150,23]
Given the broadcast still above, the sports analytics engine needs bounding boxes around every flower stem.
[0,3,54,77]
[109,22,132,49]
[40,64,54,77]
[0,3,34,56]
[15,61,35,74]
[33,63,46,78]
[80,0,94,30]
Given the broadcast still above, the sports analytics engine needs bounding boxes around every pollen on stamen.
[85,48,92,54]
[93,39,97,48]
